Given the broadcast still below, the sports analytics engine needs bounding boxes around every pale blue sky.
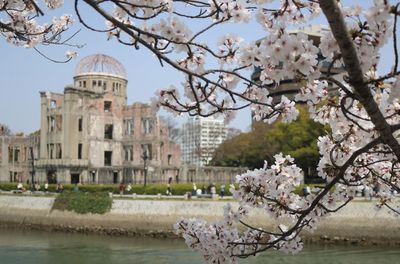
[0,1,395,134]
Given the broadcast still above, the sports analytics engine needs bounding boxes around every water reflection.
[0,228,398,264]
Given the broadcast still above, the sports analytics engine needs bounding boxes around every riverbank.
[0,194,399,246]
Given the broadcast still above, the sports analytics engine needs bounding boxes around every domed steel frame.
[74,54,127,79]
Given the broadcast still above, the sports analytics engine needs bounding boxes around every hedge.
[0,182,327,196]
[52,191,112,214]
[0,182,21,191]
[0,182,237,195]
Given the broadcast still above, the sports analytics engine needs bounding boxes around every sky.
[0,1,395,134]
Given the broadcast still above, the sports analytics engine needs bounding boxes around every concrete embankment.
[0,195,399,245]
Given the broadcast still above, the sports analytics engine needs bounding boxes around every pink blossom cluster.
[1,0,72,56]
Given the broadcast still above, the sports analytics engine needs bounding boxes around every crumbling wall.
[0,135,39,183]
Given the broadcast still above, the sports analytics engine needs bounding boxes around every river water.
[0,228,399,264]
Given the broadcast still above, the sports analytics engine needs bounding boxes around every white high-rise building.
[181,116,227,166]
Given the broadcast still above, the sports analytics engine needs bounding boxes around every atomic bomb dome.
[74,54,127,80]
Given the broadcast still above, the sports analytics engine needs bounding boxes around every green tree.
[265,108,326,182]
[211,107,326,182]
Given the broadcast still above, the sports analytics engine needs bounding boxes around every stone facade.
[0,54,246,185]
[0,54,181,184]
[180,165,246,184]
[0,134,39,183]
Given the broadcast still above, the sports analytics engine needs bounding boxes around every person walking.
[166,183,172,196]
[220,185,225,198]
[125,183,132,193]
[59,183,64,193]
[192,183,197,196]
[34,181,40,192]
[119,182,125,195]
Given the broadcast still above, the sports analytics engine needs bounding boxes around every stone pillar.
[81,170,88,184]
[95,170,99,184]
[180,165,187,183]
[118,170,123,183]
[36,169,46,184]
[62,168,70,184]
[39,92,48,159]
[64,89,82,160]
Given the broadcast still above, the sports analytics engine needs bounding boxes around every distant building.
[181,116,227,166]
[0,54,181,184]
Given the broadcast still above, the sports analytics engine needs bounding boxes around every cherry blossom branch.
[33,47,73,63]
[320,0,400,161]
[392,3,400,74]
[233,136,383,257]
[317,197,353,213]
[384,202,400,215]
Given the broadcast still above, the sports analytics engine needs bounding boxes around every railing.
[34,159,89,167]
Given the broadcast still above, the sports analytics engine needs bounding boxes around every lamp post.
[29,147,35,191]
[141,151,148,187]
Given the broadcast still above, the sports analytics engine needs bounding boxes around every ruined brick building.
[1,54,181,184]
[0,133,39,183]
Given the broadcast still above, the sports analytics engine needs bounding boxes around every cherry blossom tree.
[3,0,400,263]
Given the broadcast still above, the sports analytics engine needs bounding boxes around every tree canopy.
[212,107,326,182]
